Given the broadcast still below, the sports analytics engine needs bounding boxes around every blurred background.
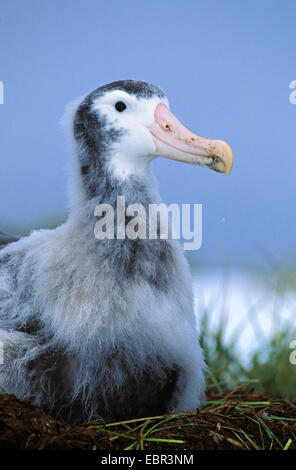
[0,0,295,396]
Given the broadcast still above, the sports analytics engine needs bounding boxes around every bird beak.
[148,103,233,175]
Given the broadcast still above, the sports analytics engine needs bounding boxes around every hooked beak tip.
[214,140,234,176]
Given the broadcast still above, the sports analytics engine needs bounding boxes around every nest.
[0,387,295,450]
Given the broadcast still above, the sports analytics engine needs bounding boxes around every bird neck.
[66,163,175,292]
[68,163,162,233]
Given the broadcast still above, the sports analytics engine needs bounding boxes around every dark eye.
[115,101,127,112]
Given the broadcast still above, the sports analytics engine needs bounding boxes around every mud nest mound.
[1,387,296,450]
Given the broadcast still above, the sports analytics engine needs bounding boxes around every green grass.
[191,259,296,398]
[85,392,296,450]
[199,300,296,398]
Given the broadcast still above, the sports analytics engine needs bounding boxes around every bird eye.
[115,101,127,112]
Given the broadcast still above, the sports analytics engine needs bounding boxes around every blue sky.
[0,0,295,267]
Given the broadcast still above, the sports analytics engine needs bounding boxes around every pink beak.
[149,103,233,175]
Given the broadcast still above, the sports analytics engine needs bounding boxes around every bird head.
[72,80,233,198]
